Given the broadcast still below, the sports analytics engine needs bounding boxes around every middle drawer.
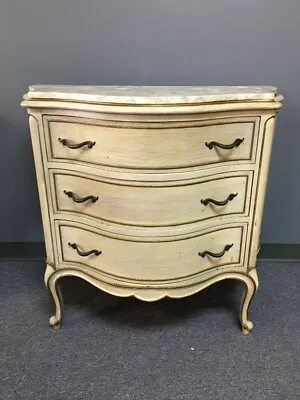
[50,169,253,227]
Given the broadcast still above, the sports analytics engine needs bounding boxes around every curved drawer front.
[51,170,252,226]
[57,222,246,281]
[44,115,259,170]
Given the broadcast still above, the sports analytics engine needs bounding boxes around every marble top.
[24,85,279,105]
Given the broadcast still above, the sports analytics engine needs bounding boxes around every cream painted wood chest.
[21,85,283,333]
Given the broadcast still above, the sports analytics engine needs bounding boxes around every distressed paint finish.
[22,85,283,333]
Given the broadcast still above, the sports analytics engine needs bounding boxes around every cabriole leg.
[240,268,259,334]
[48,273,63,330]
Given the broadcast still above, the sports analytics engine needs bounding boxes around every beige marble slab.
[24,85,279,105]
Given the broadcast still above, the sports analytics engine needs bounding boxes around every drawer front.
[44,116,259,169]
[51,170,253,226]
[57,223,246,281]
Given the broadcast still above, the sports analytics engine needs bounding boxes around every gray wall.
[0,0,299,243]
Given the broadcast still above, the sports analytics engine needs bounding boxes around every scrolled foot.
[49,315,61,330]
[242,320,254,335]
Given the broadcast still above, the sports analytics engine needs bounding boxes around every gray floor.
[0,261,299,400]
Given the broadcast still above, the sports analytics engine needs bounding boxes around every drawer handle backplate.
[58,138,96,149]
[68,242,101,257]
[199,243,233,258]
[64,190,98,203]
[201,193,238,206]
[205,138,244,150]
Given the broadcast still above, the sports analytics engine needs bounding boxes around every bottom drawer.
[56,222,247,281]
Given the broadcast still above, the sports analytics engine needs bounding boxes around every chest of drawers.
[21,85,283,333]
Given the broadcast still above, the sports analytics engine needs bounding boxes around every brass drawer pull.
[201,193,238,206]
[64,190,98,203]
[58,138,96,149]
[68,242,101,257]
[205,138,244,150]
[199,243,233,258]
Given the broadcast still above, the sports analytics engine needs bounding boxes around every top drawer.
[43,115,260,170]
